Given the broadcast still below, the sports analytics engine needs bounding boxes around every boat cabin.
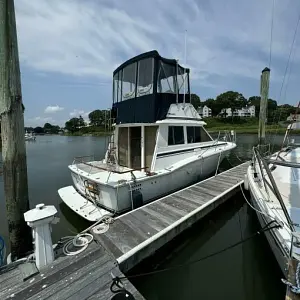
[107,51,214,174]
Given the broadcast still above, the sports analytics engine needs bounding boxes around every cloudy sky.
[15,0,300,127]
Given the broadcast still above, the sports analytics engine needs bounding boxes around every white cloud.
[15,0,300,102]
[69,109,85,117]
[44,105,64,113]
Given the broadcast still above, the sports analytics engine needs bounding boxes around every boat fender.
[132,190,143,209]
[244,174,249,190]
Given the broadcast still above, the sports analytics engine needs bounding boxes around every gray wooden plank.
[198,181,232,193]
[173,193,209,206]
[206,177,237,188]
[142,205,177,225]
[121,213,159,239]
[0,271,23,295]
[175,188,211,204]
[27,252,112,300]
[130,208,170,232]
[46,260,114,300]
[163,195,199,212]
[63,263,118,300]
[92,233,123,259]
[160,196,193,217]
[145,201,183,222]
[190,185,220,197]
[214,174,241,185]
[103,219,145,254]
[2,245,105,300]
[86,266,144,300]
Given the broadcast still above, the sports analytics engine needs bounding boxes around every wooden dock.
[0,242,144,300]
[0,162,249,300]
[92,161,249,272]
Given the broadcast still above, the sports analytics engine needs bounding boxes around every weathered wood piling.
[0,0,32,260]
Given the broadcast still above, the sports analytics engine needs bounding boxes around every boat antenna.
[176,59,179,104]
[183,29,187,104]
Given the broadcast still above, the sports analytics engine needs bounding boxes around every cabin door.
[130,127,141,169]
[145,126,158,171]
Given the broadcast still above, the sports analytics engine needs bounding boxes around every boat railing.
[216,130,236,144]
[72,155,149,181]
[252,146,295,232]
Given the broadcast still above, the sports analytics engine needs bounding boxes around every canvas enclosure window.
[144,126,158,170]
[177,66,189,94]
[157,61,176,93]
[118,127,129,167]
[113,71,122,103]
[122,63,137,101]
[137,58,154,97]
[168,126,184,145]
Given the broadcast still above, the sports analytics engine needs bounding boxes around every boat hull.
[60,148,232,220]
[247,167,289,277]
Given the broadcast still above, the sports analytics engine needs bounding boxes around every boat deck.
[0,242,144,300]
[91,161,249,272]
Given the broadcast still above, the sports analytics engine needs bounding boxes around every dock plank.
[0,242,145,300]
[92,162,250,272]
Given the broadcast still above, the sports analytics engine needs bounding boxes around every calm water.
[0,133,299,299]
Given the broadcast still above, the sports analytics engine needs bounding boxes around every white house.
[220,105,255,118]
[287,114,300,122]
[197,105,212,118]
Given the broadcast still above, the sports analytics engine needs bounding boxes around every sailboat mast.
[258,67,270,145]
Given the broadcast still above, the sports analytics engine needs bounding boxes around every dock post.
[0,0,32,260]
[258,67,270,145]
[24,204,59,269]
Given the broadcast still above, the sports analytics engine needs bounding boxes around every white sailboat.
[58,50,236,221]
[245,92,300,277]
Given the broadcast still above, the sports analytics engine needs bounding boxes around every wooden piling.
[0,0,32,260]
[285,258,300,300]
[258,67,270,145]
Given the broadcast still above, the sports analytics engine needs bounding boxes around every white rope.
[62,233,94,256]
[60,214,114,256]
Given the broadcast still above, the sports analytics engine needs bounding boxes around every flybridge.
[111,50,191,124]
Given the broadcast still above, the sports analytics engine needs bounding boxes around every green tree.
[216,91,246,117]
[65,118,80,133]
[43,123,60,134]
[34,126,44,134]
[88,110,105,126]
[190,94,201,110]
[78,115,85,128]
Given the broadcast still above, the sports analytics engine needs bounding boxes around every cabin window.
[200,127,213,142]
[187,127,201,143]
[168,126,184,145]
[157,61,176,93]
[137,58,154,97]
[122,63,137,101]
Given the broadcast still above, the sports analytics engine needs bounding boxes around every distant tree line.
[191,91,297,122]
[25,123,61,134]
[64,110,111,133]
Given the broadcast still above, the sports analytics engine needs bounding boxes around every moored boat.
[58,50,237,221]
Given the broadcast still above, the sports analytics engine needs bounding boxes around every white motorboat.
[58,50,237,221]
[245,122,300,277]
[25,131,36,141]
